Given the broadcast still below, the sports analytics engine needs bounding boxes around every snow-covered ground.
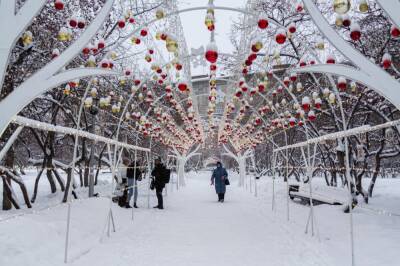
[0,170,400,266]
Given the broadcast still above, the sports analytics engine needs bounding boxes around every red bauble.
[391,25,400,38]
[302,103,310,111]
[288,23,296,34]
[258,19,269,29]
[326,56,335,64]
[248,53,257,61]
[140,29,148,37]
[308,111,316,121]
[118,19,126,29]
[350,30,361,41]
[176,64,182,71]
[129,17,135,24]
[77,19,85,29]
[178,82,188,92]
[82,47,90,55]
[69,18,77,28]
[205,50,218,63]
[98,40,105,49]
[54,0,64,10]
[210,64,217,71]
[275,32,287,44]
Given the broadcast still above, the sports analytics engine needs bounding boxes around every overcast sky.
[177,0,247,75]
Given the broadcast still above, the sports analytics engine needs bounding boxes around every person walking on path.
[126,160,142,208]
[211,161,229,202]
[151,157,167,209]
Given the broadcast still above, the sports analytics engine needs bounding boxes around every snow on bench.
[289,184,345,206]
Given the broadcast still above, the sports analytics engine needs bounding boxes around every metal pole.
[132,137,138,220]
[106,143,116,237]
[271,152,276,211]
[64,79,93,264]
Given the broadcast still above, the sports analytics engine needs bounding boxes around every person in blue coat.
[211,161,228,202]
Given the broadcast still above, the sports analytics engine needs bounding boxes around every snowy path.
[67,172,335,266]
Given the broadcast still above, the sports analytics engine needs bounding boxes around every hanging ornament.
[337,76,347,91]
[382,53,392,69]
[350,81,357,93]
[205,42,218,63]
[205,13,215,31]
[391,25,400,38]
[54,0,65,10]
[326,54,336,64]
[275,29,287,44]
[335,14,343,26]
[22,31,33,47]
[51,48,60,59]
[251,40,263,53]
[140,28,148,37]
[156,8,165,19]
[359,0,369,13]
[288,22,296,34]
[99,58,109,68]
[82,46,90,55]
[308,110,316,121]
[329,92,336,104]
[69,16,78,28]
[342,14,351,27]
[302,96,311,111]
[258,17,269,29]
[299,58,307,67]
[350,23,361,41]
[315,37,325,50]
[84,97,93,108]
[290,72,297,82]
[90,87,98,97]
[289,117,296,127]
[177,80,188,92]
[131,37,141,45]
[58,27,72,41]
[77,18,86,29]
[296,2,304,12]
[333,0,351,14]
[97,38,106,49]
[314,98,322,109]
[166,36,178,52]
[118,17,126,28]
[296,82,303,92]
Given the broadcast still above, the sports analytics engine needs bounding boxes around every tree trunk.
[2,176,19,209]
[2,148,15,210]
[52,169,65,191]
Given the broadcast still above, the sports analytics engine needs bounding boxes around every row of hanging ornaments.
[53,0,198,148]
[204,1,219,126]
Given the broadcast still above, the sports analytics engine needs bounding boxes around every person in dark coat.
[126,160,142,208]
[151,157,166,209]
[211,161,228,202]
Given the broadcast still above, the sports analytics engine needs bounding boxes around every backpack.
[163,168,171,184]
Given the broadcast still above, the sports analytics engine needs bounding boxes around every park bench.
[288,184,343,206]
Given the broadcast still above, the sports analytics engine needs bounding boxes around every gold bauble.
[359,0,368,13]
[333,0,351,14]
